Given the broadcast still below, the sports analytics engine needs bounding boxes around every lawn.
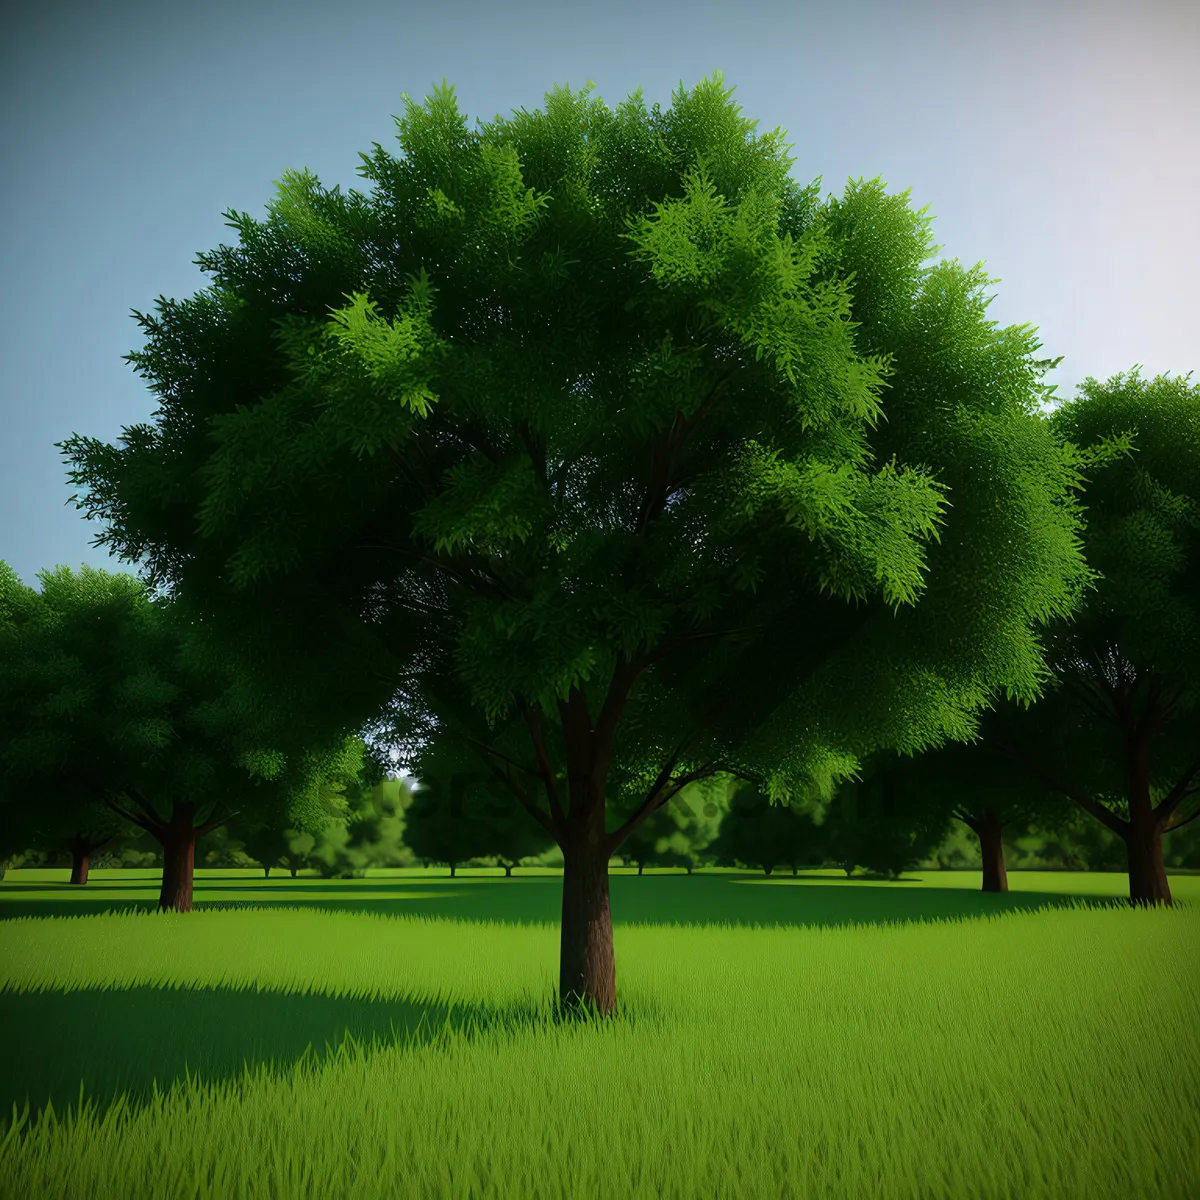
[1,867,1197,1199]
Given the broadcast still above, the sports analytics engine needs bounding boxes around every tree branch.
[473,750,558,839]
[118,784,166,826]
[634,369,737,537]
[638,623,775,672]
[99,792,160,836]
[434,726,560,839]
[516,697,566,828]
[1153,752,1200,825]
[980,713,1128,838]
[604,764,720,855]
[1060,672,1118,726]
[197,808,241,837]
[593,654,646,756]
[436,727,544,784]
[1162,802,1200,834]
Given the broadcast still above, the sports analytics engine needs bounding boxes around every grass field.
[1,866,1197,1199]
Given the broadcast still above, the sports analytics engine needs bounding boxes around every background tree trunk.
[504,863,514,877]
[559,833,616,1016]
[156,801,198,912]
[290,865,298,877]
[637,862,644,875]
[69,840,91,886]
[263,865,271,878]
[976,807,1009,893]
[763,864,773,876]
[449,863,456,878]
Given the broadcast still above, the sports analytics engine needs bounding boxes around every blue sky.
[2,0,1196,591]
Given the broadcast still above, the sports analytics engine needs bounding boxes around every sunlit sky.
[3,0,1196,593]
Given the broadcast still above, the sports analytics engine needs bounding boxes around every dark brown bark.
[156,801,199,912]
[559,830,616,1017]
[1125,814,1172,906]
[1125,732,1173,906]
[66,833,115,885]
[69,843,91,886]
[976,807,1009,893]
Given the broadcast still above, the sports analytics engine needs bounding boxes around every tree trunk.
[559,827,616,1017]
[263,865,271,878]
[637,862,644,875]
[977,807,1009,893]
[763,864,773,876]
[1125,816,1172,906]
[69,841,91,886]
[504,863,514,877]
[1111,729,1171,906]
[156,801,199,912]
[449,863,456,878]
[290,865,298,878]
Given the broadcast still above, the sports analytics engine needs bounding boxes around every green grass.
[1,867,1197,1199]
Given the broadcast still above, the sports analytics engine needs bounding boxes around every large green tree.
[57,73,1119,1014]
[974,368,1200,906]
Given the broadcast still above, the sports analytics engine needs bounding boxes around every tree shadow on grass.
[1,870,1179,930]
[0,977,627,1137]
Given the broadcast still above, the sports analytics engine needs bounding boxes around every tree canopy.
[0,562,375,908]
[56,72,1124,1012]
[976,367,1200,904]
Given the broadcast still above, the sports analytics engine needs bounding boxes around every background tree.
[0,559,145,883]
[974,368,1200,906]
[0,564,185,885]
[615,774,728,873]
[813,750,957,881]
[233,750,396,877]
[816,737,1079,890]
[406,736,555,876]
[704,780,824,876]
[301,772,418,878]
[0,562,363,910]
[238,818,292,878]
[402,785,481,879]
[57,73,1117,1015]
